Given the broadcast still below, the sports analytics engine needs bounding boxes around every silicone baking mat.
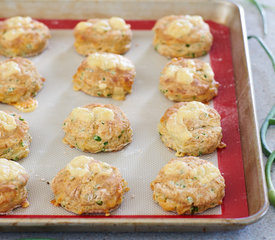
[0,20,248,219]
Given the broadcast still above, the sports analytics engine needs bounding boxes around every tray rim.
[0,0,269,231]
[238,0,268,209]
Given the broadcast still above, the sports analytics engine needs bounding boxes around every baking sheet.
[0,20,247,218]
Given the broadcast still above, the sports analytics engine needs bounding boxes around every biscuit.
[73,52,135,100]
[74,17,132,55]
[151,156,225,215]
[51,155,129,215]
[0,158,29,214]
[63,103,132,153]
[158,101,225,156]
[153,15,213,58]
[159,58,218,102]
[0,111,31,161]
[0,57,45,112]
[0,16,51,57]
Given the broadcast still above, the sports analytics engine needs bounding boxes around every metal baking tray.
[0,0,268,232]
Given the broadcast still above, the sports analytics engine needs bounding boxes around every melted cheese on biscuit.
[0,158,26,182]
[164,160,221,185]
[87,53,134,71]
[12,98,38,113]
[66,156,91,177]
[0,111,17,131]
[203,63,214,80]
[165,65,194,84]
[109,17,128,30]
[93,20,111,33]
[91,161,113,175]
[5,16,32,27]
[189,16,204,26]
[70,107,94,122]
[92,107,114,121]
[176,102,219,129]
[163,161,186,176]
[164,65,180,78]
[66,156,113,177]
[166,19,193,38]
[194,163,221,184]
[166,111,192,142]
[3,28,25,41]
[0,61,21,79]
[166,102,213,142]
[70,107,114,122]
[177,102,208,121]
[75,21,93,31]
[176,68,194,84]
[187,60,196,69]
[113,87,124,95]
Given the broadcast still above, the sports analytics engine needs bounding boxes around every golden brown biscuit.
[151,156,225,215]
[73,52,135,100]
[0,16,51,57]
[0,111,31,161]
[63,103,133,153]
[0,57,45,112]
[74,17,132,55]
[160,58,218,102]
[153,15,213,58]
[51,155,129,215]
[158,101,225,156]
[0,158,29,214]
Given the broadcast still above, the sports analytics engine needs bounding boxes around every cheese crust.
[160,58,218,102]
[153,15,213,58]
[73,53,135,100]
[151,157,225,215]
[0,16,51,57]
[74,17,132,55]
[51,156,129,215]
[0,111,31,161]
[0,57,45,112]
[0,158,29,214]
[158,102,225,156]
[63,103,133,153]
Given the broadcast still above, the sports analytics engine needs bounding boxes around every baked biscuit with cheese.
[51,155,129,215]
[74,17,132,55]
[73,52,135,100]
[0,16,51,57]
[0,111,31,161]
[160,58,218,102]
[0,158,29,214]
[153,15,213,58]
[158,101,225,156]
[0,58,45,112]
[63,104,132,153]
[151,156,225,215]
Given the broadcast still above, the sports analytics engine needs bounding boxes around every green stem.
[260,105,275,157]
[265,151,275,207]
[248,0,268,35]
[262,4,275,11]
[248,35,275,73]
[261,106,275,207]
[247,0,275,10]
